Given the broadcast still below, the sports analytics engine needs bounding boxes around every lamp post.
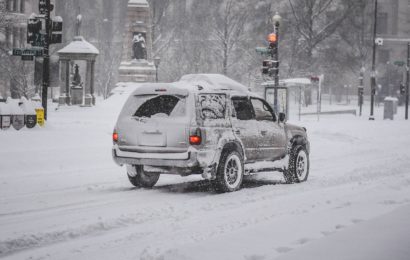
[369,0,378,120]
[272,12,281,112]
[358,67,365,116]
[406,43,410,120]
[154,56,161,83]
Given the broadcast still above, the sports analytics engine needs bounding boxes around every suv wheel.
[284,145,309,184]
[127,165,160,188]
[214,150,244,192]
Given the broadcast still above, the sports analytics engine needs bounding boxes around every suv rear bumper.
[112,145,199,168]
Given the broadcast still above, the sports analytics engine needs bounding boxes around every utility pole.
[272,13,281,112]
[358,67,365,117]
[41,0,51,121]
[406,43,410,120]
[369,0,378,120]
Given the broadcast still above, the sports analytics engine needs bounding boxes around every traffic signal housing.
[358,87,364,96]
[27,17,42,45]
[400,83,406,95]
[267,33,277,50]
[310,76,320,83]
[51,16,63,44]
[262,60,273,75]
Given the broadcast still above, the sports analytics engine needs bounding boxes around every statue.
[72,64,83,88]
[132,33,147,60]
[75,11,82,36]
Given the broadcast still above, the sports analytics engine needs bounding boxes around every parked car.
[112,74,310,192]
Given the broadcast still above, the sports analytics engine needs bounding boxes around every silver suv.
[112,74,310,192]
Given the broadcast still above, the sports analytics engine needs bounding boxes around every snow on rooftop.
[58,36,99,55]
[53,16,63,22]
[262,78,312,87]
[128,0,148,6]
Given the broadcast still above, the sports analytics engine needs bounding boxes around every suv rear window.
[198,94,226,119]
[124,95,186,118]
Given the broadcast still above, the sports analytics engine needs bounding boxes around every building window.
[12,0,17,12]
[378,49,390,64]
[377,12,388,34]
[20,0,24,13]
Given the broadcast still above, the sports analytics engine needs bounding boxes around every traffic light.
[267,33,277,50]
[358,87,364,96]
[27,17,42,45]
[51,16,63,44]
[400,83,406,95]
[39,0,46,14]
[262,60,273,75]
[310,76,320,83]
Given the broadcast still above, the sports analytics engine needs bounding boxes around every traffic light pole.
[406,42,410,120]
[273,22,279,112]
[41,0,51,121]
[358,68,364,117]
[369,0,378,120]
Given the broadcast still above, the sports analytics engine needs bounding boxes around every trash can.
[32,100,45,127]
[383,97,395,120]
[20,97,37,129]
[0,102,11,130]
[7,98,25,130]
[392,97,398,115]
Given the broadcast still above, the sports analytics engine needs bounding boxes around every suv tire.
[127,165,160,188]
[214,149,244,192]
[284,145,309,184]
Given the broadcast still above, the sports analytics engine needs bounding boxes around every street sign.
[394,61,405,67]
[12,48,43,57]
[255,47,272,55]
[21,55,34,61]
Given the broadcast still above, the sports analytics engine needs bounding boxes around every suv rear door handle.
[261,130,267,136]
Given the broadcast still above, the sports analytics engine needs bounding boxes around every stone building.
[375,0,410,98]
[376,0,410,64]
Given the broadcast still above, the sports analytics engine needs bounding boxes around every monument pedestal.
[118,59,156,83]
[118,0,157,83]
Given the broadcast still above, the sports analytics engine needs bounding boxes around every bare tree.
[210,0,248,76]
[287,0,354,70]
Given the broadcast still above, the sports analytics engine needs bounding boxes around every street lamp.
[154,56,161,83]
[358,66,365,116]
[369,0,378,120]
[272,12,281,112]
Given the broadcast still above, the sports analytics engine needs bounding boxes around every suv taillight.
[189,128,202,145]
[113,131,118,143]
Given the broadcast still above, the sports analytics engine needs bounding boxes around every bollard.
[0,102,12,130]
[20,97,37,129]
[7,98,25,130]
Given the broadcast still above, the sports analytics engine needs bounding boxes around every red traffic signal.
[310,76,320,83]
[267,33,277,43]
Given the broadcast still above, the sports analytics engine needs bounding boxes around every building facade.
[0,0,38,98]
[375,0,410,98]
[377,0,410,64]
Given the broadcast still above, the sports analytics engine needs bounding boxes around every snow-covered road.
[1,99,410,260]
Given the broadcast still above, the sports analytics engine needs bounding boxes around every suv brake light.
[189,128,202,145]
[189,135,201,145]
[113,131,118,143]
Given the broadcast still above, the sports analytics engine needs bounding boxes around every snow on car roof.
[126,74,251,96]
[179,74,249,93]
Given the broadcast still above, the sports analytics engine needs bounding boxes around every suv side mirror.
[279,112,286,123]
